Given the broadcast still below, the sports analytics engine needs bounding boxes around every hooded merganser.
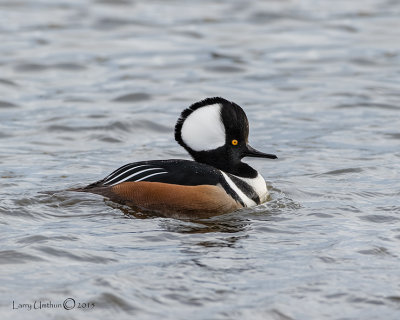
[75,97,277,218]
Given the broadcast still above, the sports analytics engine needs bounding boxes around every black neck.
[189,148,258,178]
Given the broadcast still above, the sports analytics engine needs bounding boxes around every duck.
[74,97,277,218]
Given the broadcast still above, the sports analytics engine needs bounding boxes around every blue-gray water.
[1,0,400,319]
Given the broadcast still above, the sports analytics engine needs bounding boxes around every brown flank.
[77,181,242,218]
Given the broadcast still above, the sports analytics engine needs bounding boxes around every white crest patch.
[181,104,225,151]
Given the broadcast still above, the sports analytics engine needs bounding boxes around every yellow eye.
[231,139,238,146]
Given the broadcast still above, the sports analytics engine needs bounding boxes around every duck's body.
[81,159,268,218]
[75,97,277,218]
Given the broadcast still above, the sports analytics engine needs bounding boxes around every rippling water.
[1,0,400,319]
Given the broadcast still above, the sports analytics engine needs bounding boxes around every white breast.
[239,173,269,204]
[220,171,269,207]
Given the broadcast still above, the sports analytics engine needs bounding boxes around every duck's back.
[85,159,225,188]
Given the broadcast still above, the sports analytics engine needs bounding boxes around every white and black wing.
[85,159,223,189]
[101,163,168,186]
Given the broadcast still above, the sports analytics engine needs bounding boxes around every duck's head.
[175,97,277,178]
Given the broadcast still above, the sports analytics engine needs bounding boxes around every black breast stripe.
[227,174,260,205]
[217,178,245,207]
